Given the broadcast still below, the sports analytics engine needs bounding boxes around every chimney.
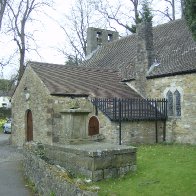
[134,21,154,97]
[86,27,119,56]
[136,21,154,69]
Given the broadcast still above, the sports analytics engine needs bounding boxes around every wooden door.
[27,110,33,141]
[88,116,99,136]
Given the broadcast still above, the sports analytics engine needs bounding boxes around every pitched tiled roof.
[148,19,196,78]
[81,19,196,79]
[29,62,141,99]
[82,34,137,80]
[27,20,195,99]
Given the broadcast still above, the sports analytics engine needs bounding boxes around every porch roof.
[29,61,141,99]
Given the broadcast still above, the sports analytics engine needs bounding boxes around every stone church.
[11,19,196,146]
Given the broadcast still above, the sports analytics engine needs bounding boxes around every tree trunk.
[0,0,7,31]
[172,0,175,20]
[18,49,25,81]
[181,0,185,18]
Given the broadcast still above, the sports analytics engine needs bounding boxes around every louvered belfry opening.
[91,98,167,122]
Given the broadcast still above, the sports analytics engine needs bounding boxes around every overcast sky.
[0,0,75,79]
[0,0,181,79]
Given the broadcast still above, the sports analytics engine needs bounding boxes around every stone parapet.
[23,144,98,196]
[25,142,137,182]
[46,142,136,181]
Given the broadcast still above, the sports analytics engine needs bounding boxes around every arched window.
[166,89,181,117]
[166,91,173,116]
[174,90,181,117]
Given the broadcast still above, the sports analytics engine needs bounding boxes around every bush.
[0,118,7,132]
[0,108,11,119]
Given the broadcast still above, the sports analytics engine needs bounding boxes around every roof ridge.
[29,61,119,72]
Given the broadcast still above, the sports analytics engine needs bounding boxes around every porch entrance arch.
[88,116,99,136]
[26,110,33,141]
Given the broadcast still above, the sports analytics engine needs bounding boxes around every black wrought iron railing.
[91,98,167,121]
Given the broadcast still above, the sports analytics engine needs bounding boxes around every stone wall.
[146,73,196,144]
[90,107,165,145]
[51,98,92,144]
[11,65,93,146]
[23,143,97,196]
[11,66,53,146]
[11,65,167,147]
[24,142,136,182]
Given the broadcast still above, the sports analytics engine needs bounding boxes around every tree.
[0,78,12,92]
[59,0,104,64]
[65,55,82,66]
[0,0,7,31]
[165,0,176,20]
[141,0,153,22]
[7,0,52,80]
[95,0,143,33]
[181,0,185,17]
[185,0,196,41]
[96,0,183,33]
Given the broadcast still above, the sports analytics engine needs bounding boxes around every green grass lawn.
[96,144,196,196]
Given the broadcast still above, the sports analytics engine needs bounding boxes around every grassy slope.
[96,144,196,196]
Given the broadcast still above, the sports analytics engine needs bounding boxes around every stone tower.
[86,27,119,56]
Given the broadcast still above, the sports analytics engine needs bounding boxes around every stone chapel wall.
[145,73,196,144]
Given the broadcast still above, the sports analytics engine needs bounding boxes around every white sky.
[0,0,74,79]
[0,0,181,79]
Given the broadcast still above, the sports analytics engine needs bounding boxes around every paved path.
[0,133,32,196]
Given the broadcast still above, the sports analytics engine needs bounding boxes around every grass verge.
[96,144,196,196]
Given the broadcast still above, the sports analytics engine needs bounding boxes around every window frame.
[166,89,182,118]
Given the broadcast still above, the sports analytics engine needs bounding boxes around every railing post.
[114,98,117,120]
[119,99,122,145]
[155,100,158,143]
[94,98,98,116]
[163,98,167,142]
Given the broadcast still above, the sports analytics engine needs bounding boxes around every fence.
[91,98,167,122]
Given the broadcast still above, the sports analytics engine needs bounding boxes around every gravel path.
[0,133,32,196]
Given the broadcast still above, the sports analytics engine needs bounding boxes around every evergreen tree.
[141,0,153,23]
[0,79,11,92]
[130,0,153,33]
[185,0,196,41]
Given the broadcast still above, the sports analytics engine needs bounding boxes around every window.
[166,90,181,117]
[96,31,102,45]
[174,90,181,117]
[166,91,173,116]
[108,34,113,42]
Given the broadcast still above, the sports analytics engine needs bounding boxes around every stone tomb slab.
[44,142,137,181]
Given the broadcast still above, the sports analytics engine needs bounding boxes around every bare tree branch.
[6,0,53,81]
[95,0,141,33]
[58,0,102,65]
[152,8,173,21]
